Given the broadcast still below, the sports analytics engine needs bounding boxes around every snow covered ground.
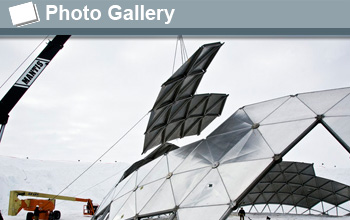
[228,213,350,220]
[0,155,129,220]
[1,155,350,220]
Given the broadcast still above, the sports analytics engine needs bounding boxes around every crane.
[8,190,98,220]
[0,35,70,142]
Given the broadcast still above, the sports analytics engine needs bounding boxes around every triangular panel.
[171,167,211,205]
[206,127,253,163]
[206,94,228,115]
[258,119,316,155]
[298,88,350,115]
[208,109,253,138]
[177,74,204,100]
[200,115,218,132]
[218,158,273,201]
[153,81,182,110]
[139,179,176,215]
[180,168,230,207]
[261,97,316,125]
[109,192,132,220]
[167,140,202,173]
[174,141,214,174]
[219,129,274,164]
[136,179,165,213]
[113,192,136,220]
[115,172,137,199]
[136,157,163,186]
[323,116,350,150]
[139,156,169,185]
[165,120,185,141]
[183,117,201,136]
[324,92,350,116]
[188,94,208,116]
[146,106,171,132]
[243,96,290,123]
[169,98,191,123]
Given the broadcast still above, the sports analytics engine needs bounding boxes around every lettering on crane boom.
[27,192,40,196]
[15,58,50,88]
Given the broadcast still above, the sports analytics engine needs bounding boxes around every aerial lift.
[0,35,70,142]
[8,190,98,220]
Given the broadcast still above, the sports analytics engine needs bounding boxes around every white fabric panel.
[139,179,176,215]
[206,128,252,163]
[244,96,290,123]
[139,156,168,185]
[174,141,213,174]
[136,179,165,213]
[261,97,315,125]
[114,172,137,200]
[180,168,230,207]
[136,156,162,185]
[218,158,273,201]
[110,193,132,220]
[323,116,350,149]
[208,109,252,138]
[171,167,211,205]
[218,129,274,164]
[298,88,350,115]
[112,174,132,200]
[113,192,136,220]
[325,93,350,116]
[258,119,316,155]
[167,140,202,173]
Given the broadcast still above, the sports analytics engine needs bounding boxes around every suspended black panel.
[144,93,228,153]
[152,42,223,110]
[143,42,226,154]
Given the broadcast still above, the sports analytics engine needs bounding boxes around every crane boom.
[0,35,70,141]
[11,190,91,203]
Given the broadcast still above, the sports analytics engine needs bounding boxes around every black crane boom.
[0,35,71,141]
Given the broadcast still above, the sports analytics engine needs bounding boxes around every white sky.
[0,36,349,168]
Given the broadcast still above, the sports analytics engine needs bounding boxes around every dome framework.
[93,87,350,220]
[241,161,350,216]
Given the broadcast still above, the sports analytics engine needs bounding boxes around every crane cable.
[48,36,184,208]
[171,35,188,74]
[179,35,188,62]
[56,168,126,205]
[44,111,149,208]
[64,36,189,208]
[0,36,49,90]
[91,36,188,210]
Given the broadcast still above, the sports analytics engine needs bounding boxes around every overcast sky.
[0,37,349,169]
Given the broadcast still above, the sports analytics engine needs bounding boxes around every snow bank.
[0,155,128,219]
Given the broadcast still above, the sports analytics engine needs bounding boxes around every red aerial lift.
[8,190,98,220]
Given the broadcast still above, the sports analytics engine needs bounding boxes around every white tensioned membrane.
[93,87,350,220]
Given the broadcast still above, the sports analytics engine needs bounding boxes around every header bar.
[1,0,350,35]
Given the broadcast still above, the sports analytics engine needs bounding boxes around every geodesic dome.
[93,87,350,220]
